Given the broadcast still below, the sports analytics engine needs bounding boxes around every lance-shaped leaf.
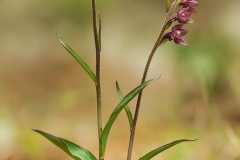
[139,139,197,160]
[116,81,133,127]
[100,78,159,158]
[33,129,97,160]
[57,34,97,84]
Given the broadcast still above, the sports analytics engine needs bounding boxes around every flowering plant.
[33,0,199,159]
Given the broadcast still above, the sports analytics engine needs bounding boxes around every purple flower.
[180,0,199,7]
[162,24,188,46]
[170,7,194,24]
[162,0,198,46]
[179,0,199,13]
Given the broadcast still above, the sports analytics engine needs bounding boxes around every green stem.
[91,0,102,159]
[126,1,181,159]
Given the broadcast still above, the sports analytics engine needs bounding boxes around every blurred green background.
[0,0,240,159]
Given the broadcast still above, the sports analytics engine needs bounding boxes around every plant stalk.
[126,1,181,159]
[126,29,165,160]
[91,0,102,159]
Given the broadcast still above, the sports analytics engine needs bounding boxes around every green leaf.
[139,139,197,160]
[57,34,97,84]
[166,0,172,12]
[33,129,97,160]
[163,21,172,32]
[100,78,159,158]
[98,12,102,52]
[116,81,133,127]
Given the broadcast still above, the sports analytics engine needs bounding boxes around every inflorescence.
[161,0,199,46]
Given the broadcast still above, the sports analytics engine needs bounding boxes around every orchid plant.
[33,0,199,159]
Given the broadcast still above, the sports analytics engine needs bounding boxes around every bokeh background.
[1,0,240,159]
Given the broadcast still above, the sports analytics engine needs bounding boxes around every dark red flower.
[180,0,199,7]
[162,24,188,46]
[170,7,194,24]
[162,0,198,46]
[179,0,199,13]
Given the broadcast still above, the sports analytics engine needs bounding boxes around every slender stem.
[126,1,181,159]
[91,0,102,159]
[126,29,165,160]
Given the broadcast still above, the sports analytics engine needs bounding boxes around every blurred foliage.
[175,32,231,99]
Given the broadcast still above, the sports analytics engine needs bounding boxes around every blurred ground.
[0,0,240,160]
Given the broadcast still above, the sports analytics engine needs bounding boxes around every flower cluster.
[162,0,199,46]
